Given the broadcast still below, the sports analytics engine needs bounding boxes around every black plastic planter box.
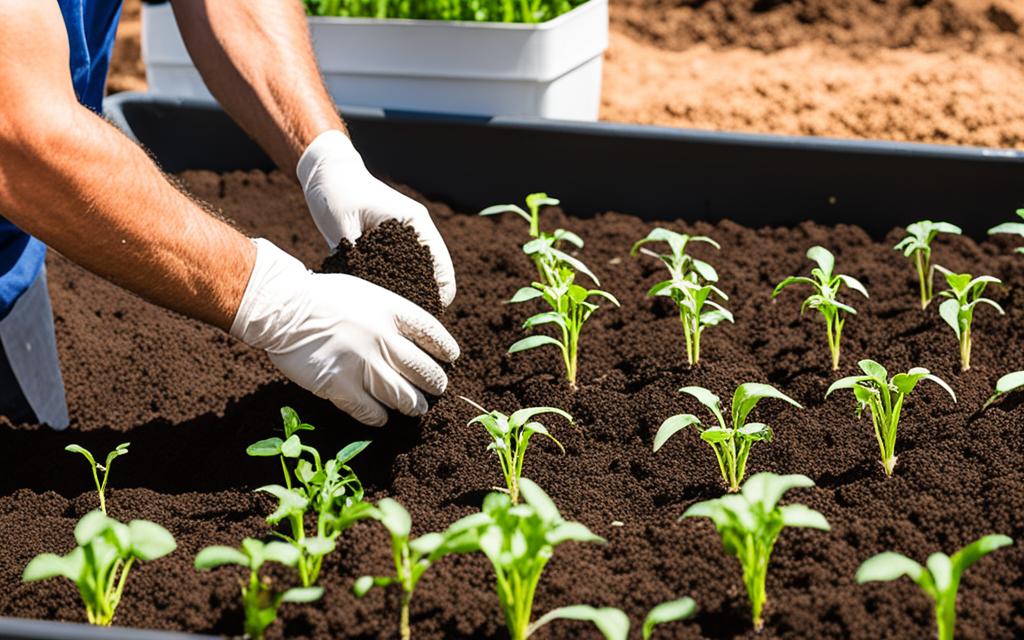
[2,93,1022,640]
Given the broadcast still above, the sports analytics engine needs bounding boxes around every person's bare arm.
[171,0,343,173]
[0,0,254,331]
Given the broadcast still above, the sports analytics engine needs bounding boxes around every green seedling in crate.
[508,255,618,388]
[306,0,586,24]
[857,534,1014,640]
[247,406,374,586]
[827,360,955,476]
[983,371,1024,409]
[24,510,176,626]
[196,538,322,640]
[354,498,468,640]
[632,228,731,365]
[64,442,129,515]
[443,478,618,640]
[462,397,571,503]
[935,266,1004,371]
[654,383,801,492]
[893,220,962,308]
[683,473,830,632]
[773,246,869,370]
[988,208,1024,253]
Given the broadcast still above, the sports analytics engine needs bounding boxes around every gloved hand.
[231,239,459,426]
[297,129,456,307]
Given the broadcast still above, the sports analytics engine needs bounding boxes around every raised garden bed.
[0,96,1023,639]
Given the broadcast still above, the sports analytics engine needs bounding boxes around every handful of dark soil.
[320,220,443,317]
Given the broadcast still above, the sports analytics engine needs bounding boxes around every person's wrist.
[229,239,310,349]
[296,129,364,192]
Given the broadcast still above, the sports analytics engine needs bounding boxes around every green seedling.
[935,266,1004,371]
[64,442,129,515]
[988,208,1024,253]
[443,478,608,640]
[642,598,698,639]
[519,597,697,640]
[247,406,374,586]
[23,510,176,626]
[354,499,468,640]
[196,538,323,640]
[632,228,731,365]
[857,534,1014,640]
[306,0,586,26]
[827,360,955,476]
[683,473,830,632]
[983,370,1024,409]
[893,220,962,308]
[654,384,802,492]
[480,192,559,239]
[508,259,619,388]
[773,246,869,370]
[461,397,571,503]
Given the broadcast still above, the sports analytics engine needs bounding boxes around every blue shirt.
[0,0,123,320]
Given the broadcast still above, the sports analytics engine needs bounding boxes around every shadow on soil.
[0,381,423,498]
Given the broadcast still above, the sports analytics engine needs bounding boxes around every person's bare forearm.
[172,0,344,173]
[0,104,254,330]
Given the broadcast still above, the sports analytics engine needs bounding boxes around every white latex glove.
[297,129,456,307]
[231,239,460,427]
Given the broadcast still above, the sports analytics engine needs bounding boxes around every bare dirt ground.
[109,0,1024,147]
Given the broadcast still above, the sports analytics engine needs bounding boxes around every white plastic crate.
[141,1,608,120]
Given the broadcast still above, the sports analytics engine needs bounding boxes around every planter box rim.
[305,0,599,31]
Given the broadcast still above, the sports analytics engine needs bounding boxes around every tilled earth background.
[111,0,1024,148]
[1,171,1023,638]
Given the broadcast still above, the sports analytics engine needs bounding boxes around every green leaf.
[523,311,567,331]
[194,546,249,570]
[479,203,531,223]
[891,372,924,396]
[508,406,572,429]
[806,246,835,277]
[104,443,131,469]
[643,598,697,639]
[985,371,1024,408]
[938,299,961,338]
[280,434,302,458]
[772,276,818,298]
[653,414,701,452]
[256,485,309,523]
[246,437,284,457]
[917,371,957,403]
[519,478,560,523]
[678,387,725,428]
[74,510,114,546]
[547,522,604,546]
[23,551,82,582]
[858,360,888,384]
[64,444,96,467]
[741,472,815,513]
[988,222,1024,236]
[932,222,962,235]
[778,504,830,530]
[411,532,446,557]
[509,287,544,304]
[951,534,1013,575]
[732,383,802,426]
[926,553,953,594]
[857,552,924,583]
[838,275,869,298]
[353,575,378,597]
[336,440,371,465]
[262,541,300,567]
[699,427,733,444]
[128,520,177,560]
[530,605,630,640]
[508,335,564,354]
[825,375,870,398]
[376,498,412,538]
[281,586,324,604]
[525,192,559,211]
[302,536,336,558]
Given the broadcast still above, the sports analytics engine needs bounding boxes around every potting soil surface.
[2,170,1023,639]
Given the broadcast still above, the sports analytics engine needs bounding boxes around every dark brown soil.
[2,169,1024,639]
[320,220,443,318]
